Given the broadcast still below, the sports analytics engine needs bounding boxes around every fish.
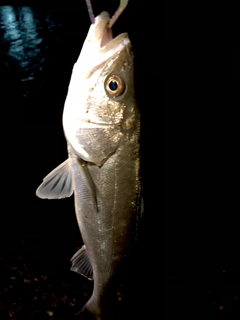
[36,9,142,320]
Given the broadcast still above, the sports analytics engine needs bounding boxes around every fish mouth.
[94,11,130,55]
[74,11,130,79]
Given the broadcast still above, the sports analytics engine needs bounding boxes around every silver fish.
[36,9,141,320]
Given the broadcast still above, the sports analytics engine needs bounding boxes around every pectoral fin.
[36,159,73,199]
[70,245,93,280]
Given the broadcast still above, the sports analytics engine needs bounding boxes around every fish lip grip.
[85,0,129,27]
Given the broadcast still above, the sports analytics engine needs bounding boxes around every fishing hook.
[109,0,129,28]
[85,0,95,24]
[85,0,129,27]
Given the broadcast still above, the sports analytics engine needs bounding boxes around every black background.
[164,2,239,319]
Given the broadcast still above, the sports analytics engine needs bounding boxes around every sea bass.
[36,11,141,320]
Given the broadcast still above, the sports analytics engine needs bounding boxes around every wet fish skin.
[36,12,141,320]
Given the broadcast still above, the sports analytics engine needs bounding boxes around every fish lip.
[100,33,130,54]
[94,11,130,54]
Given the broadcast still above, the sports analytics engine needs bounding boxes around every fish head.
[63,11,137,165]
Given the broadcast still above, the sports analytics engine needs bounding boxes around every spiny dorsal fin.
[36,159,73,199]
[70,245,93,280]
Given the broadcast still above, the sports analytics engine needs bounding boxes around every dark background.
[0,1,152,319]
[164,2,239,319]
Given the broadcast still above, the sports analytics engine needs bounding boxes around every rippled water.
[0,6,61,107]
[0,6,63,86]
[0,5,74,121]
[1,6,43,81]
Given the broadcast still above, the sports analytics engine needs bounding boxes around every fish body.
[37,12,141,319]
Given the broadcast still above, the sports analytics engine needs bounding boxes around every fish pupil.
[109,80,118,91]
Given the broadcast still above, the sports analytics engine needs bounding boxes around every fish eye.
[105,75,125,97]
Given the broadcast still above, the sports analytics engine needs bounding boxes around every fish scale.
[36,10,141,319]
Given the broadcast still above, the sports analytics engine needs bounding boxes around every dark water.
[0,5,80,122]
[0,6,43,82]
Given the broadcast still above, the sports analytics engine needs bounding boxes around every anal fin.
[70,245,93,280]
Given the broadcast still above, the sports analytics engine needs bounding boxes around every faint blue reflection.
[0,6,43,81]
[0,6,23,58]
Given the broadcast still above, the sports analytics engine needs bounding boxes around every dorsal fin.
[36,159,73,199]
[70,245,93,280]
